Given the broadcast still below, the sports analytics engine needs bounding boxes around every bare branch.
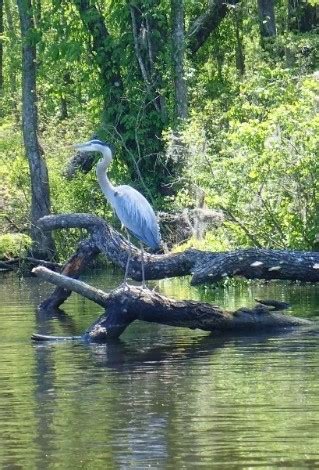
[219,205,263,248]
[32,266,109,306]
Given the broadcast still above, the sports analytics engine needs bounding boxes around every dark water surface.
[1,271,319,469]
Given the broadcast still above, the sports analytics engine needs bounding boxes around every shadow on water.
[32,325,318,372]
[35,308,78,337]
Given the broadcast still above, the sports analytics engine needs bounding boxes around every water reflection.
[0,271,319,467]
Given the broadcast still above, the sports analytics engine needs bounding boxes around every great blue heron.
[74,139,161,288]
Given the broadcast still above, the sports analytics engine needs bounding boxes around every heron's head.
[73,139,114,165]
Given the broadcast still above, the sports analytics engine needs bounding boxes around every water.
[0,270,319,469]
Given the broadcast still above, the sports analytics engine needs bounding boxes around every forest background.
[0,0,318,262]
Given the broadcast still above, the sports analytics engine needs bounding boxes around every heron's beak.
[73,142,91,152]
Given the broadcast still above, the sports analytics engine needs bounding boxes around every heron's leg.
[123,230,132,288]
[139,242,146,289]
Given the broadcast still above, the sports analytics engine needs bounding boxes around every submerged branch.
[32,266,312,342]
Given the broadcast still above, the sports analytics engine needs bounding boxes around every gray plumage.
[74,139,161,250]
[111,185,161,249]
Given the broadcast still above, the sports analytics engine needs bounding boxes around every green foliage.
[0,233,32,259]
[1,0,319,258]
[179,71,319,249]
[0,120,30,234]
[172,229,232,253]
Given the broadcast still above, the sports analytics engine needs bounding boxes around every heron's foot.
[133,283,147,291]
[140,281,154,290]
[117,281,131,291]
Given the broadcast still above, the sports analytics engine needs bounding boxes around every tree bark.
[171,0,188,120]
[39,238,100,311]
[187,0,240,54]
[257,0,276,38]
[17,0,55,259]
[32,266,312,342]
[35,213,319,313]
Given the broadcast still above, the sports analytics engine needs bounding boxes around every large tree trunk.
[257,0,276,38]
[171,0,188,120]
[17,0,55,259]
[32,267,312,342]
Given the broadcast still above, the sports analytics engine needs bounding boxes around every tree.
[17,0,55,259]
[130,2,167,121]
[187,0,240,54]
[288,0,319,32]
[72,0,167,192]
[234,3,245,76]
[257,0,276,38]
[72,0,124,124]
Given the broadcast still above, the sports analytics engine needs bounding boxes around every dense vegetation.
[0,0,318,260]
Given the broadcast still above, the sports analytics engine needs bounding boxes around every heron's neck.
[96,151,115,202]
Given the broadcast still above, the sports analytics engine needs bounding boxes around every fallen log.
[37,214,319,284]
[37,213,319,289]
[32,266,312,342]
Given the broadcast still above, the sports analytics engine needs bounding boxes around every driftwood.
[32,266,312,342]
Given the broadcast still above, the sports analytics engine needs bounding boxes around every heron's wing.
[113,185,161,249]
